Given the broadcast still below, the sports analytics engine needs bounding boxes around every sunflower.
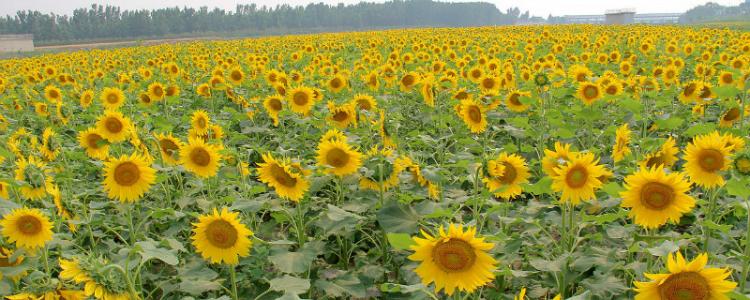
[683,132,732,188]
[190,110,211,136]
[263,95,284,126]
[0,247,25,282]
[483,153,530,200]
[640,137,680,169]
[679,81,702,104]
[100,87,126,110]
[457,97,488,134]
[408,224,497,296]
[327,101,357,128]
[78,128,110,160]
[154,133,183,165]
[735,154,750,175]
[613,124,631,163]
[719,105,747,128]
[35,102,50,117]
[505,90,531,112]
[551,152,608,205]
[44,85,62,102]
[620,167,695,229]
[0,181,8,199]
[634,252,736,300]
[352,94,377,112]
[257,153,310,201]
[192,207,253,265]
[79,90,94,108]
[103,153,156,203]
[39,127,61,161]
[0,207,53,252]
[316,136,362,177]
[421,80,436,107]
[576,82,602,105]
[721,132,746,153]
[147,82,166,101]
[287,86,316,116]
[95,111,132,143]
[180,138,222,178]
[399,72,420,91]
[197,83,212,97]
[227,68,245,85]
[15,156,52,200]
[542,142,575,176]
[59,258,131,300]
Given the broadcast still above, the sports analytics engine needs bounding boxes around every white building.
[0,34,35,52]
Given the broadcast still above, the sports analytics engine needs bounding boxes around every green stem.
[703,188,719,252]
[229,265,239,300]
[42,246,50,276]
[740,197,750,292]
[296,203,306,247]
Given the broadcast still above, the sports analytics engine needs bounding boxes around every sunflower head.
[103,153,156,203]
[620,167,695,229]
[634,252,736,300]
[180,138,222,178]
[551,152,608,205]
[683,132,732,188]
[192,207,253,265]
[0,207,54,252]
[257,153,310,201]
[316,138,362,177]
[96,111,132,143]
[408,224,497,296]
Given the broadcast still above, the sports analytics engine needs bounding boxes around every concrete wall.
[605,12,635,24]
[0,34,34,52]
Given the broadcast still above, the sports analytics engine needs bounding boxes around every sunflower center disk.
[509,94,522,106]
[326,148,350,168]
[105,118,123,133]
[584,86,598,98]
[640,182,674,210]
[270,164,297,187]
[206,220,238,249]
[724,108,739,121]
[293,92,308,106]
[432,239,476,273]
[160,140,179,156]
[107,94,119,104]
[87,134,103,149]
[190,148,212,167]
[17,216,42,235]
[698,149,724,172]
[269,100,282,111]
[498,162,517,184]
[332,111,349,122]
[467,106,482,123]
[114,162,141,186]
[659,271,710,300]
[565,166,588,188]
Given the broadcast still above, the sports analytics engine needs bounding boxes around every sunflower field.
[0,24,749,300]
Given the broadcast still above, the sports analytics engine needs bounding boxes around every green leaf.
[386,233,416,250]
[618,98,642,112]
[523,177,553,195]
[712,85,740,99]
[314,272,366,298]
[701,220,732,233]
[377,202,420,233]
[314,205,363,236]
[135,241,179,266]
[654,117,683,130]
[647,240,679,257]
[684,123,717,137]
[582,210,627,224]
[269,275,311,295]
[269,242,321,274]
[601,182,624,197]
[726,177,750,199]
[179,279,223,295]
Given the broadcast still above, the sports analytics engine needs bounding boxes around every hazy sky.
[0,0,744,17]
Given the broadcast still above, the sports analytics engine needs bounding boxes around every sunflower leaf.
[269,275,310,295]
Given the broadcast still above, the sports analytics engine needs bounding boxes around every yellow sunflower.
[44,85,63,102]
[613,124,631,163]
[100,87,126,110]
[180,138,222,178]
[683,132,732,188]
[287,86,316,116]
[551,152,608,205]
[634,252,736,300]
[14,156,52,200]
[542,142,575,176]
[408,224,497,296]
[721,132,746,153]
[257,153,310,202]
[458,97,488,134]
[351,94,377,112]
[640,137,680,169]
[154,133,184,165]
[399,72,420,91]
[0,247,25,282]
[483,153,530,200]
[103,153,156,203]
[576,82,602,105]
[0,207,53,252]
[59,258,132,300]
[317,137,362,177]
[192,207,253,265]
[505,90,531,112]
[147,82,166,101]
[327,101,357,128]
[78,128,110,160]
[95,110,132,143]
[190,110,211,136]
[39,127,61,161]
[0,181,8,199]
[621,167,695,229]
[263,95,284,127]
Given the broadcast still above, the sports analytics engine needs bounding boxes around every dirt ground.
[34,36,225,52]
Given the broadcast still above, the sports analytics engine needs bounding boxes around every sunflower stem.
[126,204,136,245]
[42,246,50,276]
[740,197,750,292]
[703,188,719,252]
[228,265,239,300]
[296,202,306,247]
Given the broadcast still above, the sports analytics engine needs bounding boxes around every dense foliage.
[0,25,749,300]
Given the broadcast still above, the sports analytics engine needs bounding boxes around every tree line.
[0,0,532,44]
[680,1,750,23]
